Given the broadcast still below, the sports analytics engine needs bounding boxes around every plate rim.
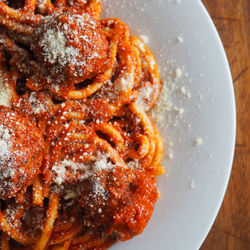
[195,0,236,248]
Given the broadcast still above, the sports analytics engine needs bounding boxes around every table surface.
[200,0,250,249]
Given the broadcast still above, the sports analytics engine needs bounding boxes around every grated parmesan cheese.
[173,107,184,114]
[140,35,149,44]
[92,176,107,201]
[0,72,11,107]
[149,82,172,123]
[115,77,130,92]
[52,163,66,185]
[174,68,182,79]
[0,125,11,160]
[194,138,202,146]
[39,27,80,66]
[136,84,154,111]
[180,87,187,95]
[28,92,48,114]
[177,36,183,43]
[0,124,16,194]
[189,180,195,189]
[168,152,174,159]
[114,73,134,93]
[52,152,114,185]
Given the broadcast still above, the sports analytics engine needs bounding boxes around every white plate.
[102,0,236,249]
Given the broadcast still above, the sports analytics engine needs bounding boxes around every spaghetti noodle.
[0,1,164,249]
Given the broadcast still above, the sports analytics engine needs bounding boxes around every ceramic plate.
[102,0,236,249]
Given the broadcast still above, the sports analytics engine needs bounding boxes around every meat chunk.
[32,8,108,85]
[0,106,44,199]
[80,166,158,240]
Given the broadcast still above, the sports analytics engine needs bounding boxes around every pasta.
[0,1,164,249]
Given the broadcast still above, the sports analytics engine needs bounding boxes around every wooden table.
[200,0,250,249]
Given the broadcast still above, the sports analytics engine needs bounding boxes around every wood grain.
[201,0,250,249]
